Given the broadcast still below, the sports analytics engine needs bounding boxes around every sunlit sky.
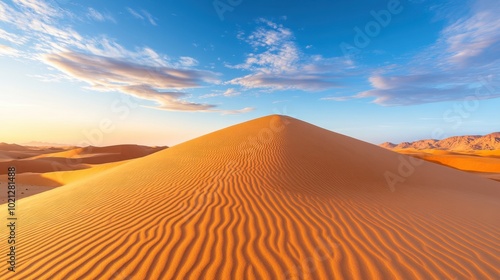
[0,0,499,147]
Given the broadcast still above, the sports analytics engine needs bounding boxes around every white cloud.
[228,19,352,91]
[126,7,143,20]
[44,52,219,89]
[178,56,199,67]
[219,107,254,115]
[231,19,299,73]
[350,0,500,106]
[141,9,157,26]
[0,44,21,56]
[87,8,115,23]
[0,0,250,114]
[0,1,82,56]
[124,85,215,112]
[12,0,59,20]
[230,73,340,91]
[199,88,241,99]
[321,96,357,102]
[223,88,240,96]
[442,0,500,67]
[127,7,157,26]
[42,52,221,111]
[0,28,26,45]
[354,73,500,106]
[198,93,222,99]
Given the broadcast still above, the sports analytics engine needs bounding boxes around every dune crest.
[2,115,500,279]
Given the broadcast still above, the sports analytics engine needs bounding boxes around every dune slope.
[2,115,500,279]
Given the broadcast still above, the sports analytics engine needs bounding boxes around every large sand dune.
[2,115,499,279]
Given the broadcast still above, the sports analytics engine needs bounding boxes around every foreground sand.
[395,149,500,182]
[1,115,499,279]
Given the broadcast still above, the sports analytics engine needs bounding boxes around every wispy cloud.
[321,96,357,102]
[43,52,221,111]
[178,56,199,67]
[126,7,143,20]
[0,0,250,114]
[443,0,500,68]
[11,0,60,20]
[127,7,157,26]
[199,88,241,99]
[141,10,157,26]
[228,19,354,91]
[87,7,115,23]
[350,0,500,106]
[0,28,26,45]
[0,0,82,56]
[0,44,21,56]
[219,107,254,115]
[223,88,240,97]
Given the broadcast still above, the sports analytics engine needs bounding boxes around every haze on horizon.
[0,0,499,146]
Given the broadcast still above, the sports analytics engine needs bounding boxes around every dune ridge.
[2,115,499,279]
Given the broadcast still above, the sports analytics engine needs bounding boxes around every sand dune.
[382,134,500,183]
[0,145,166,202]
[0,161,128,188]
[391,149,500,183]
[31,144,166,164]
[2,115,499,279]
[0,143,29,151]
[0,160,130,203]
[0,144,166,175]
[399,150,500,173]
[0,158,90,174]
[0,144,69,162]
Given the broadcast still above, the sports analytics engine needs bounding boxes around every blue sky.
[0,0,499,146]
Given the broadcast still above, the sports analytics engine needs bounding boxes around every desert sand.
[0,144,165,174]
[382,133,500,183]
[0,143,72,162]
[0,161,130,203]
[0,144,166,201]
[385,148,500,182]
[1,115,499,279]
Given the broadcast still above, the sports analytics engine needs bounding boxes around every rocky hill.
[381,132,500,151]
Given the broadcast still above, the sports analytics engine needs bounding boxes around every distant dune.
[381,133,500,182]
[0,144,167,202]
[0,143,68,162]
[0,144,166,175]
[381,132,500,151]
[2,115,499,279]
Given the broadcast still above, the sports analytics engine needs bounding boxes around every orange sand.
[0,144,165,175]
[0,145,166,201]
[0,160,129,188]
[396,149,500,182]
[0,144,70,162]
[1,115,499,279]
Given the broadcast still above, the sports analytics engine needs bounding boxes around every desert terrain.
[0,144,166,202]
[0,115,499,279]
[381,133,500,182]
